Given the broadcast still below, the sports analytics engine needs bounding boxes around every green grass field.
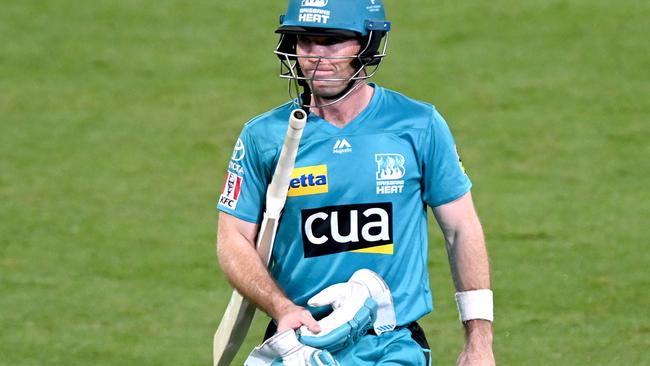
[1,0,648,364]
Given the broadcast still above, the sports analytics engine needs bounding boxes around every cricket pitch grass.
[1,0,648,364]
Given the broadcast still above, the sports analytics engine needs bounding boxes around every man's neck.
[311,83,374,128]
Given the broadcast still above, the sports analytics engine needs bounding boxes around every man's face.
[295,35,362,98]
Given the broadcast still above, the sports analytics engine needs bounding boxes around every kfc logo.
[219,171,243,209]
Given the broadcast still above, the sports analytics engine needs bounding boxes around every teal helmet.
[274,0,391,108]
[277,0,390,37]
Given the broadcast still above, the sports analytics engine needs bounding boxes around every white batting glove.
[299,269,396,352]
[245,329,339,366]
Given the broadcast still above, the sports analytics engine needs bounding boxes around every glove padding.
[245,329,339,366]
[299,269,396,352]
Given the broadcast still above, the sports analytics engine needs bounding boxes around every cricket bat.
[213,109,307,366]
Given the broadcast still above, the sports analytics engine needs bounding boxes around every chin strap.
[297,68,312,115]
[295,61,362,114]
[300,87,312,115]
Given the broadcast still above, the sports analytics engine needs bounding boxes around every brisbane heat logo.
[375,154,406,195]
[376,154,405,180]
[301,0,328,6]
[288,165,328,197]
[299,0,330,24]
[301,202,394,258]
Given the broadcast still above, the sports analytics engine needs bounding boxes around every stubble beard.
[309,79,351,99]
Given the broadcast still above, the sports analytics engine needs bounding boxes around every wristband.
[455,289,494,322]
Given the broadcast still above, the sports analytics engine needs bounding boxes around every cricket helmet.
[277,0,390,36]
[274,0,391,108]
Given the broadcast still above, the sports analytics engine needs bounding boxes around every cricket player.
[216,0,494,364]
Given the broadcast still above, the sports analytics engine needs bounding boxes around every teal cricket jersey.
[217,84,471,326]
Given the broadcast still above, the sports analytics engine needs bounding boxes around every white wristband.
[455,289,494,323]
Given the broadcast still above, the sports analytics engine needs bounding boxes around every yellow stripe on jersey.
[351,244,394,255]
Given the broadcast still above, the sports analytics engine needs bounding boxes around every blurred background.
[1,0,648,364]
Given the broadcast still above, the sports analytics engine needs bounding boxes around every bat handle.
[288,109,307,135]
[266,109,307,218]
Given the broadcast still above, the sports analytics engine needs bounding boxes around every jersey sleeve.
[217,124,271,223]
[421,107,472,207]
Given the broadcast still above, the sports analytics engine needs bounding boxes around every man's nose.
[304,54,324,67]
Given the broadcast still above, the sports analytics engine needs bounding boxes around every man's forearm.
[445,212,491,291]
[216,218,293,319]
[448,225,494,342]
[434,193,494,360]
[216,214,321,334]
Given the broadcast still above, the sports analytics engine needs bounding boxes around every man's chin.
[310,83,349,99]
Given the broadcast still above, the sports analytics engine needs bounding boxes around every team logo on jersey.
[375,154,405,195]
[332,139,352,154]
[301,202,394,258]
[299,0,330,24]
[302,0,327,6]
[219,171,243,209]
[288,165,329,197]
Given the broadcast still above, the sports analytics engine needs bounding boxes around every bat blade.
[213,109,306,365]
[212,292,255,366]
[212,216,278,366]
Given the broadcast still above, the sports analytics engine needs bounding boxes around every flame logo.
[376,154,406,180]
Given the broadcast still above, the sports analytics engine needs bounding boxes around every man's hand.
[245,329,339,366]
[275,302,321,334]
[456,320,495,366]
[299,269,395,352]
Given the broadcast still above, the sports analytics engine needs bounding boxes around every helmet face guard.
[274,0,391,109]
[274,30,389,108]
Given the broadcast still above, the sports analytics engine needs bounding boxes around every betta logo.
[301,0,328,7]
[288,165,328,197]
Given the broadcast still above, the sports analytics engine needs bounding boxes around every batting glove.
[299,269,396,352]
[245,329,339,366]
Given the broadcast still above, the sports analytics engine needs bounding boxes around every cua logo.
[288,165,329,197]
[301,202,394,257]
